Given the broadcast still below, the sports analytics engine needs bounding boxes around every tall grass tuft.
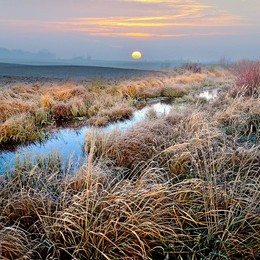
[0,113,43,144]
[231,60,260,96]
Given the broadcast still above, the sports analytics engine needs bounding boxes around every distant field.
[0,62,158,82]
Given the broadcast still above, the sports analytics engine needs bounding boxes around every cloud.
[0,0,245,39]
[123,0,197,3]
[50,0,243,39]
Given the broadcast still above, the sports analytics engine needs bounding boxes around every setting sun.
[131,50,142,60]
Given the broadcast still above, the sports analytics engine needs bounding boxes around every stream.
[0,89,218,174]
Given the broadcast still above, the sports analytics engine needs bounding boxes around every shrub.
[232,60,260,96]
[181,63,202,73]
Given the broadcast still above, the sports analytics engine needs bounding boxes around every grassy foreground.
[0,92,259,259]
[0,62,259,259]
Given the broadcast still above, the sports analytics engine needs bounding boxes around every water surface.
[0,101,173,174]
[0,89,219,174]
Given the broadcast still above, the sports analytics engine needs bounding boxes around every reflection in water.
[0,101,173,174]
[0,89,219,174]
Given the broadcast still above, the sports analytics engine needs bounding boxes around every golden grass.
[118,77,191,99]
[0,92,259,259]
[51,85,87,101]
[40,94,55,109]
[68,97,88,117]
[83,95,259,259]
[0,65,259,258]
[100,102,134,121]
[0,226,36,259]
[175,72,207,84]
[0,113,43,144]
[0,67,231,145]
[0,99,36,123]
[88,115,110,126]
[161,85,190,97]
[212,94,260,138]
[105,119,172,168]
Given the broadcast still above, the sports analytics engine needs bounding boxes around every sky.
[0,0,260,61]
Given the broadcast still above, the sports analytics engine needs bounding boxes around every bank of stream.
[0,89,219,174]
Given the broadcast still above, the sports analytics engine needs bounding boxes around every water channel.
[0,89,218,174]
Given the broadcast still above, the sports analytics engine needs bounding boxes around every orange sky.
[0,0,259,60]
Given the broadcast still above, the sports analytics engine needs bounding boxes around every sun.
[131,50,142,60]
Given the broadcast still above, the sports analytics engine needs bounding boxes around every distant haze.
[0,0,260,63]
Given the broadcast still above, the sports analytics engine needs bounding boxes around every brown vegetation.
[231,60,260,96]
[0,67,231,145]
[1,62,259,259]
[1,90,259,259]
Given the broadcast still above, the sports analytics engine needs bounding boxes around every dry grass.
[83,94,259,258]
[104,119,173,168]
[40,94,55,110]
[175,72,207,84]
[0,67,231,145]
[88,116,110,126]
[0,91,259,259]
[231,60,260,97]
[181,63,203,73]
[0,226,36,259]
[0,64,259,259]
[0,99,36,123]
[117,78,163,98]
[87,96,133,125]
[48,83,88,101]
[0,113,43,144]
[100,102,134,121]
[87,94,259,172]
[118,77,191,99]
[213,95,260,135]
[68,97,88,117]
[161,85,190,97]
